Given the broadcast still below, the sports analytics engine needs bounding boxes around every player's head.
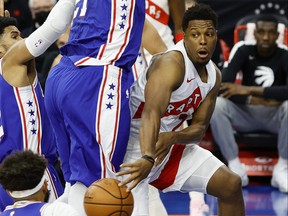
[182,3,218,66]
[254,14,279,57]
[0,16,22,58]
[0,150,49,202]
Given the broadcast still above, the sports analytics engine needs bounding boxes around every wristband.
[141,155,155,164]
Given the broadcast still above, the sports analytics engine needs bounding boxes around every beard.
[44,190,51,202]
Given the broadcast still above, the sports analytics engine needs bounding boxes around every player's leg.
[179,121,209,216]
[68,182,88,215]
[189,191,209,216]
[131,180,149,216]
[267,101,288,192]
[148,185,168,216]
[205,165,244,216]
[210,97,263,186]
[45,59,73,203]
[180,152,244,216]
[151,144,244,216]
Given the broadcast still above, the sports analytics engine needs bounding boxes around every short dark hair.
[0,150,47,191]
[0,16,18,36]
[182,3,218,32]
[256,14,278,28]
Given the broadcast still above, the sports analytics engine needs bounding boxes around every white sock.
[55,182,71,203]
[68,182,87,216]
[276,157,288,167]
[189,191,205,202]
[228,157,241,166]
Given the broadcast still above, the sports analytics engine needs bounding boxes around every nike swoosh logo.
[187,78,195,83]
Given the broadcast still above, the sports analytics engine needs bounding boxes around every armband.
[25,0,75,57]
[174,33,184,43]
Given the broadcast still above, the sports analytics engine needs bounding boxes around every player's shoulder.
[42,202,80,216]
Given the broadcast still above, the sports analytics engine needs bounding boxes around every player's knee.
[221,173,242,200]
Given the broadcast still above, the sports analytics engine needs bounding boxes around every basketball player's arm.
[142,19,167,55]
[169,0,185,42]
[0,0,10,17]
[2,0,75,86]
[117,52,185,191]
[155,66,222,165]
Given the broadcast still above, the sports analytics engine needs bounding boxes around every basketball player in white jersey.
[117,4,245,216]
[146,1,209,215]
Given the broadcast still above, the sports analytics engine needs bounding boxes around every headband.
[8,175,46,199]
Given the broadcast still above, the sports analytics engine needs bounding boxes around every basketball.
[84,178,134,216]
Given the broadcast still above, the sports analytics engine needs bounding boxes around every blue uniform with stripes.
[45,0,145,187]
[0,67,63,211]
[1,202,46,216]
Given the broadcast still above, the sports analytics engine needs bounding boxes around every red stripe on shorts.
[150,144,185,190]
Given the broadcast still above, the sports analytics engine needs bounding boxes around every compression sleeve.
[25,0,75,57]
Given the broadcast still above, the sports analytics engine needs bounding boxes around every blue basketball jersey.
[61,0,145,70]
[1,202,46,216]
[0,64,63,210]
[0,69,57,164]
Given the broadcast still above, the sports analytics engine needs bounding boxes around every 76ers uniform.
[0,62,63,209]
[124,41,224,215]
[1,202,47,216]
[45,0,145,187]
[1,201,79,216]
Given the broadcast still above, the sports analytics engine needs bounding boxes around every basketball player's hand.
[116,159,154,192]
[155,132,173,166]
[0,0,10,17]
[220,83,250,98]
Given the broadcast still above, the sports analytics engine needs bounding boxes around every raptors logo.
[254,66,274,87]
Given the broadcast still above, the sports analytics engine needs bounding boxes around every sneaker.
[271,163,288,193]
[271,190,288,214]
[228,158,249,187]
[190,200,209,216]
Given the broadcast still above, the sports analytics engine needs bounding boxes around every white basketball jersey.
[129,41,216,140]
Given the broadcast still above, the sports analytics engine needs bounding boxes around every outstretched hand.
[0,0,10,17]
[116,158,154,192]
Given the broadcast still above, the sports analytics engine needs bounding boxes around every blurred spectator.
[210,14,288,193]
[4,0,33,33]
[200,0,287,69]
